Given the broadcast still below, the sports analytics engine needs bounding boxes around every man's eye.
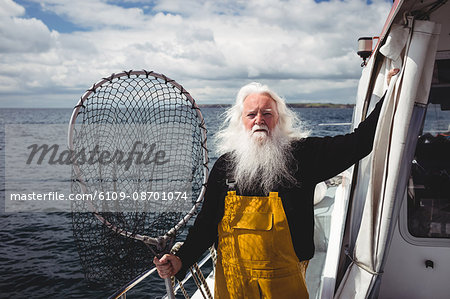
[247,113,256,117]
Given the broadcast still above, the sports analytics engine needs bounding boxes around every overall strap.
[225,178,236,191]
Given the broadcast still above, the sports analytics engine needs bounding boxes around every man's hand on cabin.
[153,254,182,278]
[387,68,400,86]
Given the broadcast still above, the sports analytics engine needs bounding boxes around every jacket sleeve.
[174,155,227,280]
[298,95,385,184]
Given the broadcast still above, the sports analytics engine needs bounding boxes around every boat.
[109,0,450,297]
[330,0,450,298]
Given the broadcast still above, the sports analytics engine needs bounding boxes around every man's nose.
[255,112,264,125]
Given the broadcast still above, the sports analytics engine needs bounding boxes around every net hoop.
[68,69,208,248]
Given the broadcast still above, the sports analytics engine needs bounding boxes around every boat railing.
[164,252,214,299]
[109,247,214,299]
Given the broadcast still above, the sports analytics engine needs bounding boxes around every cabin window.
[407,57,450,239]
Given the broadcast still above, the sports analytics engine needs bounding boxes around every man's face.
[242,93,279,137]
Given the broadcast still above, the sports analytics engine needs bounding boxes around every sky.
[0,0,393,107]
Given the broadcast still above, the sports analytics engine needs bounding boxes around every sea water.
[0,107,353,298]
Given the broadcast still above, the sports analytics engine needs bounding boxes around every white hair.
[215,82,308,155]
[214,82,309,193]
[230,125,296,194]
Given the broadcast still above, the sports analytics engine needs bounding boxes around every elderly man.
[154,74,397,298]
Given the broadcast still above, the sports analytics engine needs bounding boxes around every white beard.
[230,125,296,194]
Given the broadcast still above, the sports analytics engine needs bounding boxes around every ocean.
[0,106,353,298]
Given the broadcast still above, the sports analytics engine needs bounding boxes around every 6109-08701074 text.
[9,191,189,201]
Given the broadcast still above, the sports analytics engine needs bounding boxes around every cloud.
[0,0,392,107]
[38,0,149,29]
[0,0,53,53]
[0,0,24,16]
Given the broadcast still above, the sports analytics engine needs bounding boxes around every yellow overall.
[215,191,309,299]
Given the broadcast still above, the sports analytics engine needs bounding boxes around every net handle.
[68,69,209,248]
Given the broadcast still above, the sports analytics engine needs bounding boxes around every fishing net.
[69,70,208,288]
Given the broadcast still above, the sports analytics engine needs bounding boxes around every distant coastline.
[198,103,355,109]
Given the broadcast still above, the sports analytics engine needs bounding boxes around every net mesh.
[70,71,207,286]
